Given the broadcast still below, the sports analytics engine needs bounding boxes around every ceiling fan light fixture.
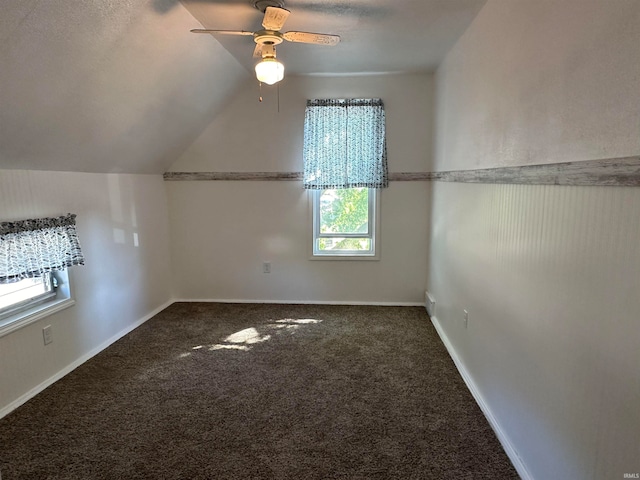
[191,2,339,87]
[255,57,285,85]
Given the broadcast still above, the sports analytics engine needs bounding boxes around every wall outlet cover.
[43,325,53,345]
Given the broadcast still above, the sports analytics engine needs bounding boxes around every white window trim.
[0,273,55,319]
[0,270,75,339]
[309,188,381,261]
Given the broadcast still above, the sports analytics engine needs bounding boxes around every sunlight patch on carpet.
[210,344,250,351]
[194,318,324,354]
[225,328,271,345]
[276,319,321,324]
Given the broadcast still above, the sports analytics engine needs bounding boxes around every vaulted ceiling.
[0,0,486,174]
[181,0,486,75]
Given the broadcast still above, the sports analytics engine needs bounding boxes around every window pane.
[319,188,369,235]
[317,237,372,252]
[0,275,53,313]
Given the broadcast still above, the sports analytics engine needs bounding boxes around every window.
[303,98,388,259]
[0,273,56,319]
[312,187,378,257]
[0,214,83,337]
[0,269,73,337]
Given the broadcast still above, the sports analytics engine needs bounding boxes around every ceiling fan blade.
[282,31,340,46]
[262,6,290,31]
[253,44,263,58]
[190,29,255,36]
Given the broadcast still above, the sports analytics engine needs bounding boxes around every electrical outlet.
[43,325,53,345]
[463,310,469,329]
[263,262,271,274]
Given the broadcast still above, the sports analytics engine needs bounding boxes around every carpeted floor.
[0,303,519,479]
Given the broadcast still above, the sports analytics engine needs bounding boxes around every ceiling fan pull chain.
[259,81,263,102]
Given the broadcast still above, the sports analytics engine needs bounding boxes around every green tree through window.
[315,188,374,253]
[320,188,368,234]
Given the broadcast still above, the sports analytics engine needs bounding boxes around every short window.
[1,213,82,337]
[0,271,74,338]
[0,273,56,319]
[312,187,378,257]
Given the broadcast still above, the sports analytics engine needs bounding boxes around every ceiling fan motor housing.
[254,31,283,46]
[254,0,285,13]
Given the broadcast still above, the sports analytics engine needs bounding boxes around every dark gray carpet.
[0,303,519,479]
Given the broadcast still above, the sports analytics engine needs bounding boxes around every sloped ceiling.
[181,0,487,75]
[0,0,247,174]
[0,0,486,174]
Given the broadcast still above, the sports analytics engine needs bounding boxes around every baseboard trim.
[429,314,533,480]
[0,299,174,420]
[173,298,424,307]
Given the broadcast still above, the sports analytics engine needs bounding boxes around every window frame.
[310,187,380,260]
[0,270,75,338]
[0,273,56,319]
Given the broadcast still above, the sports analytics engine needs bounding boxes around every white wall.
[0,170,173,415]
[429,1,640,479]
[167,73,432,304]
[170,73,434,173]
[434,0,640,171]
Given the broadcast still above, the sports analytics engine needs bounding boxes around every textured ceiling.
[0,0,486,174]
[0,0,247,174]
[181,0,487,75]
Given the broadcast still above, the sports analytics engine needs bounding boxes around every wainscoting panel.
[0,170,173,416]
[427,181,640,480]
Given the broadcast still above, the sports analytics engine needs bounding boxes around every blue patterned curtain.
[0,214,84,283]
[303,98,388,189]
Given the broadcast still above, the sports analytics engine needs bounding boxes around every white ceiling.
[0,0,486,174]
[182,0,487,75]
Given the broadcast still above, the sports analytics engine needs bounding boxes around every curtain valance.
[0,213,85,283]
[303,98,388,190]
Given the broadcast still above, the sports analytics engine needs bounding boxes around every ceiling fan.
[191,0,340,85]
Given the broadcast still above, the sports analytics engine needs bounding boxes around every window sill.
[0,297,75,339]
[309,253,380,261]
